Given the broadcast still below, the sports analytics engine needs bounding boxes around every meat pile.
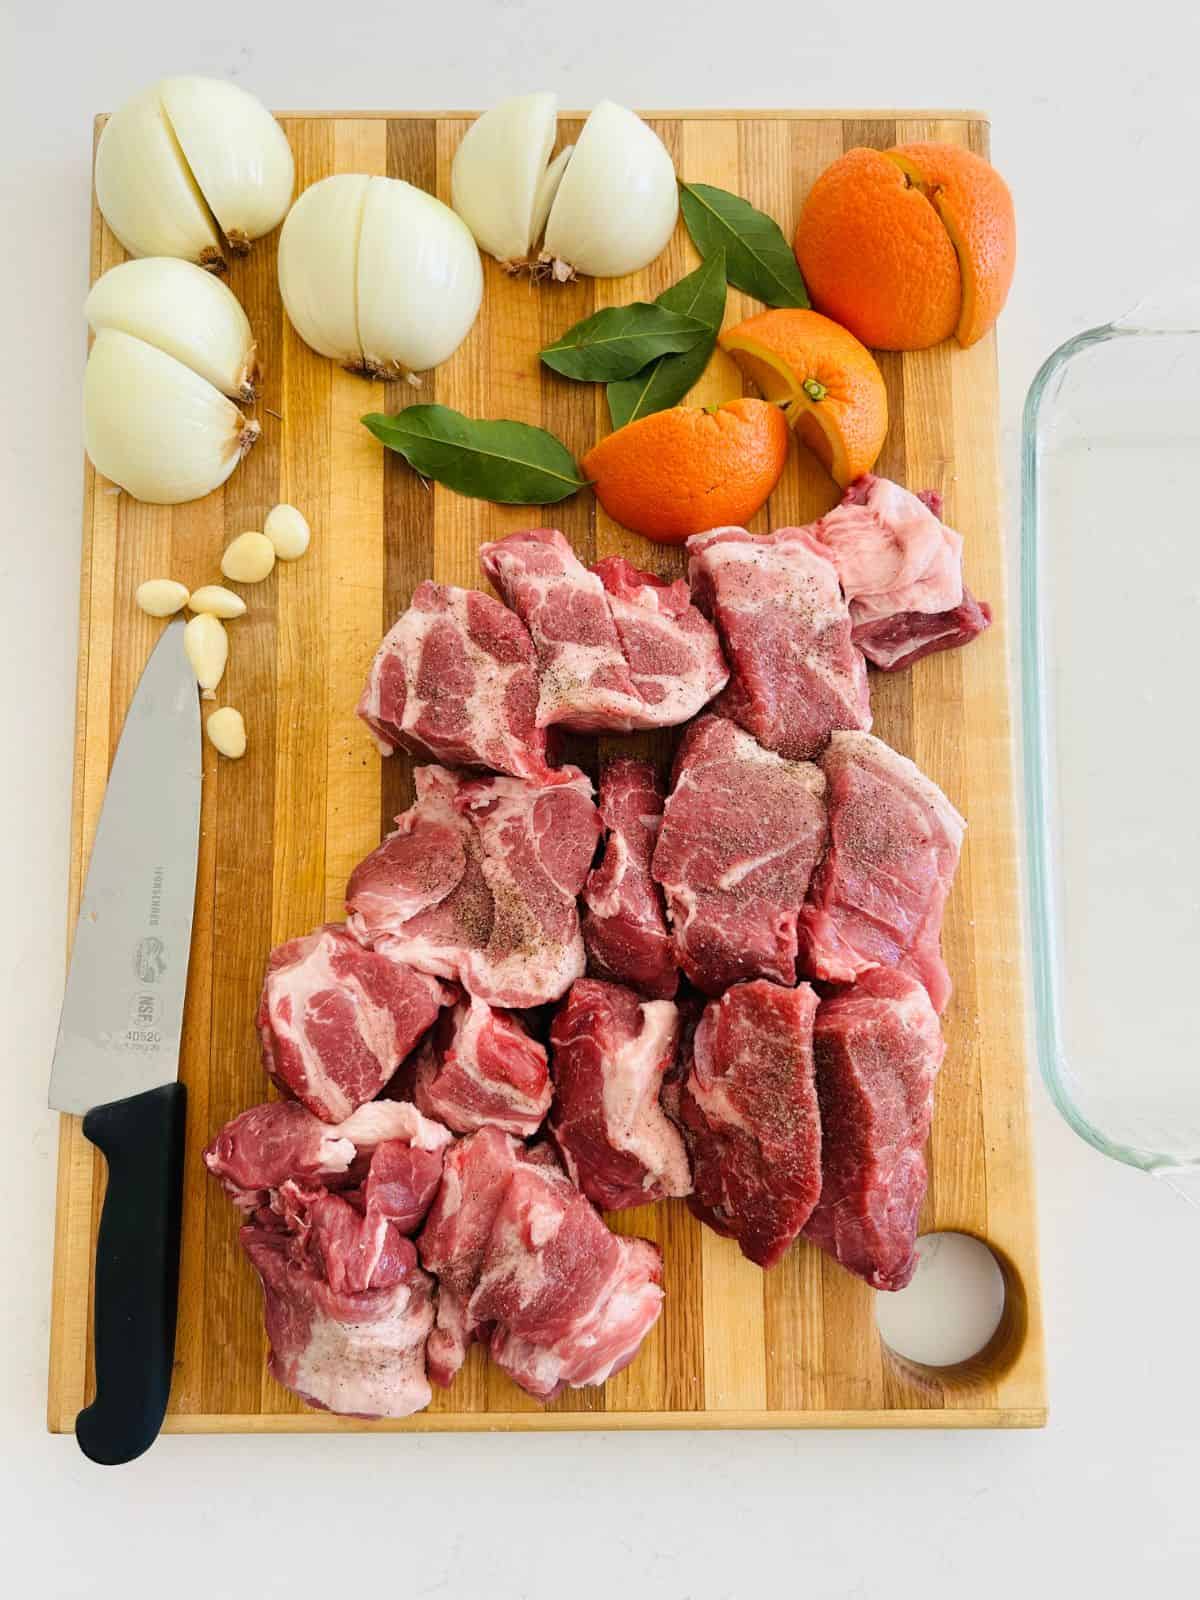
[205,479,988,1418]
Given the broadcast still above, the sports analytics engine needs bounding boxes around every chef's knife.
[50,620,202,1465]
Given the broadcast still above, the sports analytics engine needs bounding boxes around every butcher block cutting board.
[49,108,1046,1433]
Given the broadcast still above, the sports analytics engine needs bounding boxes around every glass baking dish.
[1022,289,1200,1189]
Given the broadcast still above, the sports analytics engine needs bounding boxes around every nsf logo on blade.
[133,935,167,984]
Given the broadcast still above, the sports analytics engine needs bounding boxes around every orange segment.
[581,398,790,545]
[887,142,1016,348]
[719,308,888,487]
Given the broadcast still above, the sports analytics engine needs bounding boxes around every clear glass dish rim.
[1020,321,1199,1178]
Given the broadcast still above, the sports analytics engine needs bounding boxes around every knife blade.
[50,619,202,1465]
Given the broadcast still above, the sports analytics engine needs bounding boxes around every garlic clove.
[206,706,247,759]
[543,101,679,279]
[263,504,311,560]
[85,257,259,402]
[189,584,247,619]
[184,612,228,696]
[356,178,484,378]
[84,329,260,505]
[221,531,276,584]
[95,85,225,269]
[277,174,370,365]
[136,579,191,617]
[159,77,295,253]
[451,92,560,263]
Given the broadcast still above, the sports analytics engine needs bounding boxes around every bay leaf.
[679,182,810,309]
[362,405,587,505]
[540,302,709,381]
[606,250,728,430]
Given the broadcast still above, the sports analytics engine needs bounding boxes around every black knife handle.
[75,1082,186,1465]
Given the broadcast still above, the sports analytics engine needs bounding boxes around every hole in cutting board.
[875,1232,1012,1378]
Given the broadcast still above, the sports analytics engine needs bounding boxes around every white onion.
[277,174,369,363]
[356,179,483,377]
[542,101,678,279]
[159,76,294,252]
[95,85,224,268]
[95,77,293,268]
[85,257,259,401]
[451,91,563,263]
[84,329,260,505]
[278,174,483,379]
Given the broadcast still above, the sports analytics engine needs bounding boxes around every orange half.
[719,307,888,486]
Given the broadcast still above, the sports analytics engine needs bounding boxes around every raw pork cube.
[256,922,451,1122]
[687,523,870,760]
[203,1097,452,1223]
[549,979,691,1211]
[346,763,599,1009]
[472,1161,664,1400]
[805,968,945,1291]
[681,980,822,1268]
[356,579,549,778]
[808,476,992,671]
[479,528,726,732]
[797,731,965,1012]
[651,716,827,994]
[241,1196,435,1420]
[582,756,677,999]
[413,994,551,1137]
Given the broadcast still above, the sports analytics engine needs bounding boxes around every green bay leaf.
[540,303,709,381]
[362,405,587,506]
[606,250,728,430]
[679,182,809,309]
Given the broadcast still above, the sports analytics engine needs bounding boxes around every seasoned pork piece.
[473,1160,664,1400]
[807,475,991,671]
[346,763,599,1009]
[681,979,823,1268]
[357,579,549,778]
[413,994,551,1137]
[805,968,945,1291]
[549,979,691,1211]
[582,756,677,999]
[417,1127,664,1397]
[687,523,870,760]
[651,716,828,994]
[797,731,965,1012]
[256,922,452,1122]
[203,1097,452,1221]
[479,528,726,732]
[241,1198,436,1420]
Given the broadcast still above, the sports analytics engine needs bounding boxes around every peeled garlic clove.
[206,706,246,759]
[85,258,259,402]
[84,329,260,505]
[543,101,678,279]
[95,85,225,268]
[221,531,276,584]
[277,174,370,363]
[356,178,483,377]
[451,92,561,263]
[185,612,228,696]
[159,76,294,252]
[189,584,247,619]
[264,504,310,560]
[136,578,190,617]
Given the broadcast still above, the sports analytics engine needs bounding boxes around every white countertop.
[4,2,1197,1593]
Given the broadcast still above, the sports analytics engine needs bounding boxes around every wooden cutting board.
[48,108,1046,1433]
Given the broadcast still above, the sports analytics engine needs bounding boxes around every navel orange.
[794,143,1016,351]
